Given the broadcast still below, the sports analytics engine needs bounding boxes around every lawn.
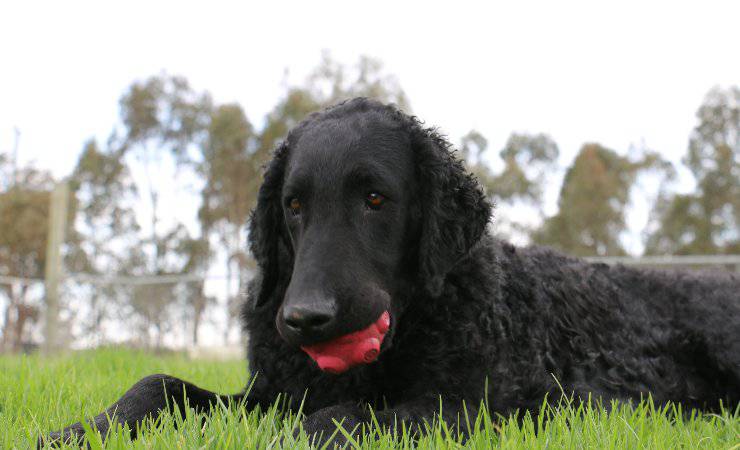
[1,349,737,449]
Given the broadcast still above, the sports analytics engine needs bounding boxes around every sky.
[1,0,740,253]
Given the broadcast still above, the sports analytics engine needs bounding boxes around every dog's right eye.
[366,192,385,210]
[288,198,301,216]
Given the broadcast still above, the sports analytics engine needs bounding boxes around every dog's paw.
[297,403,367,447]
[37,423,86,449]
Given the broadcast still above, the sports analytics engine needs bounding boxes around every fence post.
[43,180,69,353]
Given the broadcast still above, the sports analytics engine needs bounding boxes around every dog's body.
[46,99,739,446]
[244,238,739,435]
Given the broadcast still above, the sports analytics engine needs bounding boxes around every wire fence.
[0,271,254,352]
[584,254,740,268]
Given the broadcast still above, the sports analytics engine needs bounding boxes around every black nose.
[283,302,336,334]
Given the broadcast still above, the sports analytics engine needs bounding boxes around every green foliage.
[460,131,559,240]
[1,349,737,449]
[199,103,255,250]
[646,86,740,255]
[493,132,559,206]
[66,139,139,274]
[533,144,671,256]
[0,188,51,279]
[306,51,410,111]
[0,163,57,350]
[119,75,213,163]
[109,74,216,346]
[0,163,58,277]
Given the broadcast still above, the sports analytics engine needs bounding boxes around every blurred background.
[0,1,738,354]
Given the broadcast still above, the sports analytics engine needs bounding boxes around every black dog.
[46,98,739,446]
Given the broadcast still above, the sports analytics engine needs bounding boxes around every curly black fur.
[44,98,739,447]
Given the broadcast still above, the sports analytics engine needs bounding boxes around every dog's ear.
[248,141,294,308]
[412,127,492,297]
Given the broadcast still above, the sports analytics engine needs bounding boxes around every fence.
[0,271,253,351]
[584,254,740,271]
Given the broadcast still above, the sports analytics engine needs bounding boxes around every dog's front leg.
[40,373,246,447]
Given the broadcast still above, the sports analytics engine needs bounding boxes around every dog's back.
[492,241,740,411]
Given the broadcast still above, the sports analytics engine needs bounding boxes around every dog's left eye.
[365,192,385,210]
[288,198,301,216]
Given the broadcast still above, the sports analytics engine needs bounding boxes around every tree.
[66,139,139,345]
[460,130,494,189]
[306,52,410,111]
[175,236,213,346]
[645,86,740,255]
[120,75,213,163]
[116,74,214,348]
[118,74,212,259]
[0,164,55,351]
[460,130,559,239]
[533,143,671,256]
[125,224,206,348]
[198,103,257,342]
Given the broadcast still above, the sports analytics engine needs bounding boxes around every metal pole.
[43,180,69,353]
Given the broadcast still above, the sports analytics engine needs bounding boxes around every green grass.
[1,349,738,449]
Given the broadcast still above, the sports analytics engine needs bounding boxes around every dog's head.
[248,98,490,370]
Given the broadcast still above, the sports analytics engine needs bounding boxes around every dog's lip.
[300,311,391,374]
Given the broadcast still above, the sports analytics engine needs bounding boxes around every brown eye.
[289,198,301,215]
[366,192,385,209]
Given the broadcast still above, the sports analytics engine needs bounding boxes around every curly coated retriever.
[46,98,740,446]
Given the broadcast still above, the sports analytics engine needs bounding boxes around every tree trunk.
[224,253,233,345]
[192,283,205,347]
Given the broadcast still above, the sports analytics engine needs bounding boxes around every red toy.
[301,311,391,374]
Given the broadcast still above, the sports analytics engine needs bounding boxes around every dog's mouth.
[300,311,391,374]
